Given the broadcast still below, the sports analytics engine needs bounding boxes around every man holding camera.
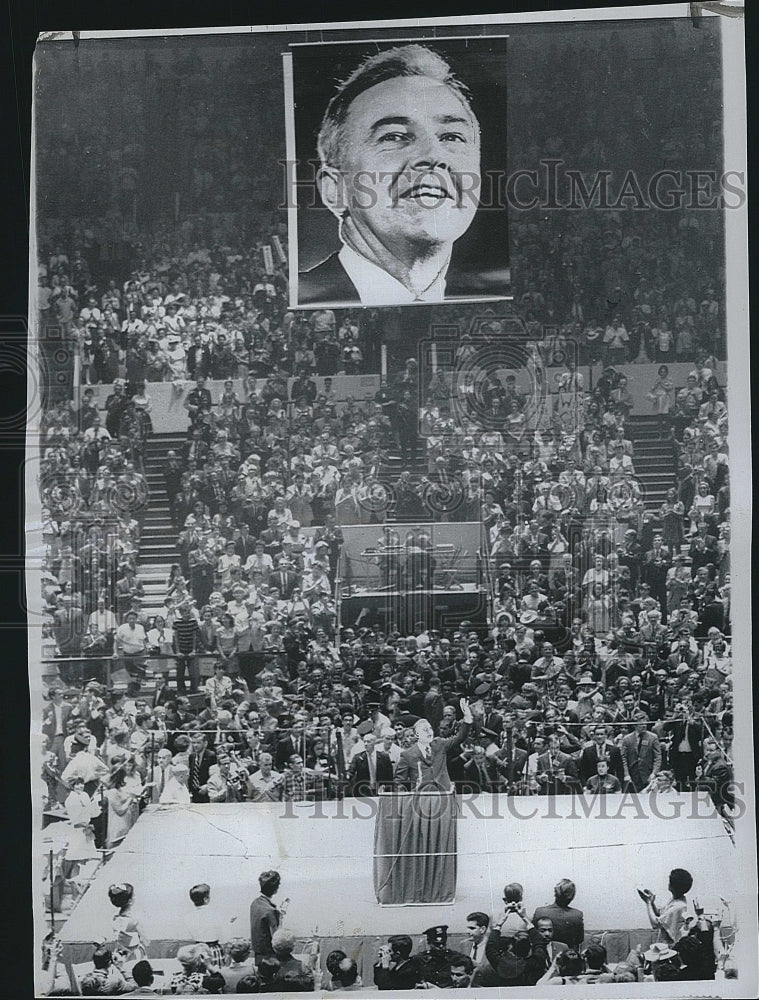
[373,936,425,990]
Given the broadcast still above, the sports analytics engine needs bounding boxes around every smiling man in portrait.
[297,44,491,306]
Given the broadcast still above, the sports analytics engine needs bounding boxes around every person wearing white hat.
[165,333,187,379]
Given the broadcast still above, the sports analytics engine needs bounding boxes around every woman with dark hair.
[215,613,239,673]
[107,882,149,962]
[638,867,693,945]
[647,364,674,424]
[580,942,610,981]
[63,775,101,869]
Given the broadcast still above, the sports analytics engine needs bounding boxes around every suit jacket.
[641,549,671,590]
[269,570,299,600]
[666,650,699,672]
[151,683,176,708]
[666,718,705,758]
[578,742,625,784]
[297,251,502,306]
[695,758,733,810]
[461,757,501,793]
[423,690,445,732]
[494,746,530,788]
[235,535,258,561]
[189,748,217,802]
[394,721,470,791]
[536,750,580,793]
[183,439,210,465]
[249,893,280,958]
[373,957,424,991]
[186,346,212,379]
[42,702,73,739]
[526,932,568,971]
[531,903,584,950]
[348,750,394,796]
[621,730,662,790]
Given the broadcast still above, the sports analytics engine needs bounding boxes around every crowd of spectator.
[504,20,725,364]
[37,234,379,387]
[41,869,736,993]
[35,21,735,996]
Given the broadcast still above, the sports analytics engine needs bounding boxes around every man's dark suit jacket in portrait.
[298,251,506,306]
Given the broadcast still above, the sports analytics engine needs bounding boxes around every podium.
[373,791,457,905]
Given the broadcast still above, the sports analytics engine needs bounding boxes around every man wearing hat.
[61,732,109,796]
[415,925,471,988]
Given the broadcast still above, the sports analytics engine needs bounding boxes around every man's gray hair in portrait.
[317,44,480,171]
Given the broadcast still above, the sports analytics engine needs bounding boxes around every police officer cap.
[425,925,448,943]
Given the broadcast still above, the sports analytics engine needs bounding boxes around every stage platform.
[57,792,735,983]
[341,585,488,633]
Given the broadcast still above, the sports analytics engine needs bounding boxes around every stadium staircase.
[137,432,185,617]
[627,415,677,514]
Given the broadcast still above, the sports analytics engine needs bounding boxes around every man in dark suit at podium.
[394,698,473,790]
[375,698,473,905]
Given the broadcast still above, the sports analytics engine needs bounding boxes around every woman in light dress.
[105,765,142,848]
[63,776,101,870]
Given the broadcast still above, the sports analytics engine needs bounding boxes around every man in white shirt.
[609,444,635,478]
[61,737,109,792]
[299,44,484,307]
[82,416,111,444]
[114,611,148,676]
[88,595,118,635]
[249,753,283,802]
[464,912,490,969]
[379,728,402,767]
[115,612,147,655]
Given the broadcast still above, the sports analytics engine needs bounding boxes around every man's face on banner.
[329,75,481,254]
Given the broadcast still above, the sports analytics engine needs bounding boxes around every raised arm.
[438,698,474,752]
